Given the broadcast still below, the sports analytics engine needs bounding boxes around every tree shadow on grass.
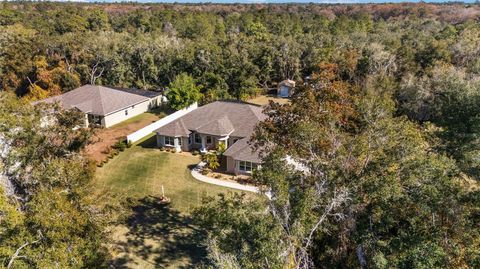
[110,196,208,269]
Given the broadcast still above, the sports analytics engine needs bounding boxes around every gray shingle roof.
[223,138,261,163]
[196,115,235,136]
[155,100,266,163]
[38,85,157,116]
[156,100,266,138]
[155,119,190,137]
[109,86,162,98]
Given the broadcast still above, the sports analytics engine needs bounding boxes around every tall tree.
[0,92,110,268]
[195,64,480,268]
[166,73,201,110]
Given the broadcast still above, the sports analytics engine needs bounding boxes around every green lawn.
[109,107,170,129]
[95,135,241,268]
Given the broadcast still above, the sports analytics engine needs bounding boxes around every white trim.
[164,136,175,146]
[238,160,258,173]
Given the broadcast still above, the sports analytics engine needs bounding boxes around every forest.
[0,2,479,268]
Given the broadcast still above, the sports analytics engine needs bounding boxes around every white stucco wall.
[103,99,151,128]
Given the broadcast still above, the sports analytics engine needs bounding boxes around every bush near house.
[202,152,220,171]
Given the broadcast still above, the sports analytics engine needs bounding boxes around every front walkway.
[191,162,272,199]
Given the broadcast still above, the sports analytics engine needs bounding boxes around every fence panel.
[126,103,198,143]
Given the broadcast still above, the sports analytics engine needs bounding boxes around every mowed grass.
[109,106,170,129]
[94,135,243,268]
[96,136,233,212]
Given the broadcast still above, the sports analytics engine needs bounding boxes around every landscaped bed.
[94,134,245,268]
[85,107,169,164]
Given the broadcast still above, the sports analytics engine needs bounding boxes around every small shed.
[277,79,295,98]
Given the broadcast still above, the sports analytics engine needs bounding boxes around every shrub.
[159,147,166,151]
[201,168,211,175]
[102,146,112,155]
[113,140,127,151]
[217,143,227,155]
[202,152,220,170]
[126,141,133,148]
[192,150,199,156]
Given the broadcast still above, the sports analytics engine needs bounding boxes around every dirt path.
[85,112,163,163]
[248,94,290,106]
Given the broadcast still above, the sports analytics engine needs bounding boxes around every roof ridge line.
[97,85,107,115]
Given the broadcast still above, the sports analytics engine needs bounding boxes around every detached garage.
[36,84,163,128]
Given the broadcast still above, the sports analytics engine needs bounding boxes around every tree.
[166,73,201,110]
[195,65,480,268]
[0,92,111,268]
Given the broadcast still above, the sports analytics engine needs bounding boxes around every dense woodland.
[1,2,480,268]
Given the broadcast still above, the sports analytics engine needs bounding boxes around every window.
[164,136,175,146]
[239,161,258,173]
[206,136,212,144]
[194,133,201,143]
[125,110,128,116]
[178,137,182,145]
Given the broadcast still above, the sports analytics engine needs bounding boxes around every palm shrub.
[202,152,220,170]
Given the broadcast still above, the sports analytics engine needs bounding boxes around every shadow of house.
[137,135,158,149]
[110,196,208,269]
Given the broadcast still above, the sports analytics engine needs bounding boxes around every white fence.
[126,103,198,144]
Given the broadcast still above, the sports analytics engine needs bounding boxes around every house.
[155,101,266,175]
[36,85,163,128]
[277,79,295,98]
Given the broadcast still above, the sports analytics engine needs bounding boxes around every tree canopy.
[166,73,201,110]
[0,92,112,268]
[0,2,479,268]
[195,65,480,269]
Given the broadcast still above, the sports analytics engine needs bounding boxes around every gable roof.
[223,138,261,163]
[37,85,160,116]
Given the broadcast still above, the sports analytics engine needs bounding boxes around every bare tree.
[7,230,43,269]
